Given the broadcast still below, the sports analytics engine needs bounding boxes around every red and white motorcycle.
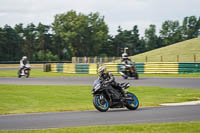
[18,64,31,78]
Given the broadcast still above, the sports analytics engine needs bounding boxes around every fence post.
[72,57,76,63]
[105,56,108,63]
[94,56,97,63]
[177,55,179,62]
[194,54,196,62]
[100,58,102,64]
[84,57,87,63]
[88,57,90,64]
[145,56,148,62]
[112,57,115,63]
[77,57,80,63]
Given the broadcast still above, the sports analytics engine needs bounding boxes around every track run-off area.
[0,76,200,130]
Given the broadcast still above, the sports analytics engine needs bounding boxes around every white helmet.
[122,53,128,59]
[22,56,27,60]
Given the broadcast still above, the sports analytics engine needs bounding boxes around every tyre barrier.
[45,62,200,74]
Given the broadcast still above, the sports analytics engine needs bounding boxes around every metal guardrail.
[45,62,200,74]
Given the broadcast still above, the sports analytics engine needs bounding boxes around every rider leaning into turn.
[98,66,125,94]
[19,56,28,73]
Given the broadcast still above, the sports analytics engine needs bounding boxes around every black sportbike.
[92,79,139,112]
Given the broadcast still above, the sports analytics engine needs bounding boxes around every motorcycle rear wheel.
[25,71,30,78]
[135,73,139,79]
[125,92,139,110]
[93,94,109,112]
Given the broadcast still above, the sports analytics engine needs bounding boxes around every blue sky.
[0,0,199,36]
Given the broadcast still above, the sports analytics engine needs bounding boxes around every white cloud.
[0,0,199,36]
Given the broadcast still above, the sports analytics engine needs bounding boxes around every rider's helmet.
[98,66,108,77]
[122,53,128,59]
[22,56,27,60]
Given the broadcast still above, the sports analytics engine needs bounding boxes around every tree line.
[0,10,199,61]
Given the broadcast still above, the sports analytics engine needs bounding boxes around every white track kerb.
[160,100,200,106]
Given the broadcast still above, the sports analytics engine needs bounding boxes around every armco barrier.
[47,62,200,74]
[89,64,98,74]
[63,63,75,73]
[179,63,200,73]
[57,63,63,72]
[144,62,179,74]
[50,63,57,72]
[48,63,145,74]
[76,64,89,74]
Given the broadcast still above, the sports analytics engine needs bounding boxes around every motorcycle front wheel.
[25,70,30,78]
[93,94,109,112]
[125,92,139,110]
[18,70,21,78]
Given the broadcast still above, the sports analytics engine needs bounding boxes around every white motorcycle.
[18,64,31,78]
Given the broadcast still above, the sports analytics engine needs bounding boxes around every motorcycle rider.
[121,53,132,65]
[120,53,136,79]
[98,66,126,94]
[19,56,28,74]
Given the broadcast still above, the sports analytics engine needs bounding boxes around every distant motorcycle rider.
[120,53,138,79]
[19,56,28,74]
[121,53,132,65]
[98,66,125,94]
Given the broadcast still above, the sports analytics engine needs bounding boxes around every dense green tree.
[0,25,21,61]
[144,24,159,50]
[33,23,54,61]
[0,27,6,60]
[160,20,182,46]
[22,23,37,60]
[182,16,200,39]
[113,25,142,56]
[0,13,199,61]
[52,10,109,59]
[112,26,126,56]
[129,25,141,55]
[14,23,25,59]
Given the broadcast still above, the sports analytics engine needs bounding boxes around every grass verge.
[1,121,200,133]
[0,69,200,78]
[139,73,200,78]
[0,69,97,77]
[130,38,200,62]
[0,84,200,115]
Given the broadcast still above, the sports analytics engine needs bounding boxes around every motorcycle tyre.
[93,94,109,112]
[25,71,30,78]
[135,73,139,79]
[125,92,139,110]
[18,70,21,78]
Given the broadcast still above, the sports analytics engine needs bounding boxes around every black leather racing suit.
[98,72,121,92]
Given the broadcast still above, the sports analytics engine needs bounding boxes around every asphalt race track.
[0,105,200,130]
[0,76,199,89]
[0,76,200,130]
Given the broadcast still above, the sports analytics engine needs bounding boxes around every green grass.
[0,69,200,78]
[139,73,200,78]
[130,38,200,62]
[1,121,200,133]
[0,69,96,77]
[0,84,200,115]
